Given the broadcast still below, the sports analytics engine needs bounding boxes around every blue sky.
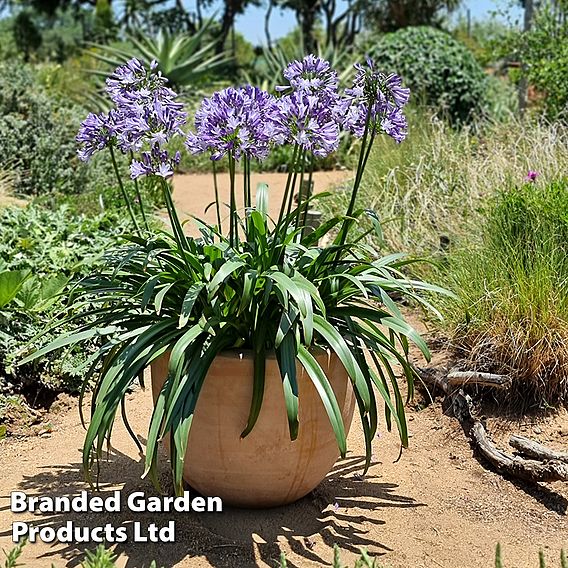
[186,0,523,44]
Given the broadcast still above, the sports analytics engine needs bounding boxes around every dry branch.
[473,423,568,482]
[416,366,568,484]
[447,371,511,389]
[509,435,568,464]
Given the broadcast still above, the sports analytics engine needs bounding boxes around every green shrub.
[370,26,488,123]
[518,5,568,119]
[0,63,115,196]
[439,178,568,406]
[0,204,131,401]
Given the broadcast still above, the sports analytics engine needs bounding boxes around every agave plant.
[243,40,353,94]
[21,55,449,495]
[88,19,229,91]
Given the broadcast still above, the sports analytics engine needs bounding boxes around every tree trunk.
[265,0,273,47]
[518,0,534,114]
[301,7,317,53]
[217,2,235,54]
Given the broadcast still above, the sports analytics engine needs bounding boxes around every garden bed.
[1,311,567,568]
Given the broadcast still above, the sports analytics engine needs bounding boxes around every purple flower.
[130,148,181,180]
[271,55,344,157]
[273,92,340,157]
[525,170,539,182]
[76,111,117,162]
[278,54,339,97]
[186,86,280,161]
[342,57,410,143]
[76,58,186,179]
[106,59,187,154]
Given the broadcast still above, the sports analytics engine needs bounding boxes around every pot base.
[151,350,355,508]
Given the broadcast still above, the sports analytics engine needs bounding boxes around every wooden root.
[473,423,568,483]
[447,371,511,389]
[416,366,568,483]
[509,435,568,464]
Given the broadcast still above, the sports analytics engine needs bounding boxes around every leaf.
[178,283,204,328]
[0,270,29,308]
[19,326,118,365]
[207,260,244,298]
[297,346,346,457]
[277,332,299,440]
[312,314,371,411]
[364,209,385,247]
[256,182,269,218]
[154,282,175,315]
[241,319,268,439]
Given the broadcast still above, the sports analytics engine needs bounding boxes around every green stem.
[129,151,149,232]
[243,157,250,237]
[212,161,222,232]
[336,109,374,249]
[109,145,141,235]
[228,153,237,248]
[277,145,299,227]
[300,154,315,237]
[286,148,306,218]
[160,178,189,251]
[245,157,252,209]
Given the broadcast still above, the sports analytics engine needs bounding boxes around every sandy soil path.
[1,357,567,568]
[172,171,350,236]
[1,173,567,568]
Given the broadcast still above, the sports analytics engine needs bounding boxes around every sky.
[185,0,524,45]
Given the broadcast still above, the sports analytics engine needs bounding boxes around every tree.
[216,0,261,54]
[277,0,320,53]
[272,0,361,52]
[363,0,462,32]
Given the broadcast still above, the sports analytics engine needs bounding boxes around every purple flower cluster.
[272,93,340,157]
[77,55,411,179]
[76,111,117,162]
[278,54,339,97]
[186,86,281,161]
[272,55,342,157]
[342,57,410,143]
[76,58,186,179]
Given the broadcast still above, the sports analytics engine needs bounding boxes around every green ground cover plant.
[0,204,131,417]
[438,178,568,406]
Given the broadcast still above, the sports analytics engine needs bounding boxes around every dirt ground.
[1,172,567,568]
[171,171,351,235]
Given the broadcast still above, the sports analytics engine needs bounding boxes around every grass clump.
[439,178,568,407]
[325,112,568,258]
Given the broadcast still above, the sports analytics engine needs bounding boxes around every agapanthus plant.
[23,55,448,495]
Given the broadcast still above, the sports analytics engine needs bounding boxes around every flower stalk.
[108,145,141,235]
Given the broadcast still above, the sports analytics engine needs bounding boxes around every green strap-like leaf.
[312,314,371,411]
[276,332,299,440]
[297,345,347,457]
[178,283,204,328]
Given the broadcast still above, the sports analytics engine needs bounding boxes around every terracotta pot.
[150,349,355,508]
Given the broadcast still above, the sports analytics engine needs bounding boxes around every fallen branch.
[509,435,568,464]
[447,371,511,390]
[416,366,568,484]
[473,423,568,483]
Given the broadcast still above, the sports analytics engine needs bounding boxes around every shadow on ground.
[0,449,422,568]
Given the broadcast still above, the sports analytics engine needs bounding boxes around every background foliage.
[0,63,116,196]
[371,26,488,123]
